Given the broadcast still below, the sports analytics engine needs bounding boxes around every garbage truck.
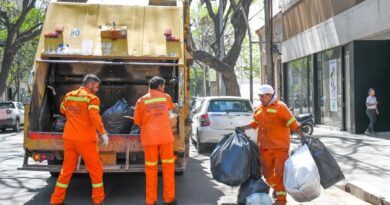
[18,0,193,175]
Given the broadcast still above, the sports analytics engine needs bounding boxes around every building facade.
[281,0,390,133]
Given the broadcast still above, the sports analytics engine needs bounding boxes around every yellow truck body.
[19,1,192,174]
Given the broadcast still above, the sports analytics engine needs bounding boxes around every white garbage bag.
[246,193,273,205]
[284,144,321,202]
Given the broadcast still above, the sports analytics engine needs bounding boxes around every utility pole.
[264,0,273,86]
[240,5,253,103]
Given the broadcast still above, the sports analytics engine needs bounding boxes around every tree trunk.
[222,69,240,96]
[0,51,15,97]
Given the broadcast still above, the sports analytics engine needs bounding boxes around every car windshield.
[0,102,15,109]
[208,100,253,112]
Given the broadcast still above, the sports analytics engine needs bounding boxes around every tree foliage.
[0,0,47,98]
[188,0,253,96]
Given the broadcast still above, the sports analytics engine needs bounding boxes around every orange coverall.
[50,87,106,205]
[134,89,175,205]
[249,99,300,204]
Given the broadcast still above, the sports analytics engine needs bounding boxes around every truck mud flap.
[18,163,186,173]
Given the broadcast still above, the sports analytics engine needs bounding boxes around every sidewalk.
[292,127,390,205]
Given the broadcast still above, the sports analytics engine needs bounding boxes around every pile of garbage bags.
[210,128,272,204]
[237,178,270,205]
[102,99,134,134]
[284,137,345,202]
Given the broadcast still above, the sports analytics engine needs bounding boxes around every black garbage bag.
[53,115,66,132]
[237,178,270,205]
[306,138,345,189]
[210,128,253,186]
[102,99,133,134]
[130,124,141,135]
[248,139,261,180]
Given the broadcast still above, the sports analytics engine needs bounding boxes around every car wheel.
[0,128,5,132]
[196,133,206,153]
[13,119,20,132]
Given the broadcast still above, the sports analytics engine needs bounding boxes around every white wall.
[282,0,390,62]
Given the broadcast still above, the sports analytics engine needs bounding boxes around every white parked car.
[0,101,25,132]
[191,96,257,153]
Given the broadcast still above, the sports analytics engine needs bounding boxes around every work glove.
[101,133,109,146]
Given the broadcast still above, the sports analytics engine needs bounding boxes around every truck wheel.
[13,119,20,132]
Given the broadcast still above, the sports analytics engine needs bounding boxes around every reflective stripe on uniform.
[145,161,158,166]
[161,158,175,164]
[60,102,66,110]
[56,181,68,188]
[287,117,296,127]
[92,182,103,188]
[266,108,277,113]
[88,104,100,110]
[65,96,90,103]
[255,108,262,115]
[276,191,287,196]
[144,97,167,105]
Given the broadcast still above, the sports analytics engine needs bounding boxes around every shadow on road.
[23,150,226,205]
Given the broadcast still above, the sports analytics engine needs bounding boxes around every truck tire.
[13,119,20,132]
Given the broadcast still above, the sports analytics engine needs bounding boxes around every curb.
[336,183,389,205]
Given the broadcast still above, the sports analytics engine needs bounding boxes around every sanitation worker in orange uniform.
[240,84,305,205]
[134,76,176,205]
[51,74,108,205]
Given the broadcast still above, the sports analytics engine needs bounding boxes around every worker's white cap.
[258,84,274,95]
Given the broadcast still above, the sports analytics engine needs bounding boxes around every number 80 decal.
[70,28,81,37]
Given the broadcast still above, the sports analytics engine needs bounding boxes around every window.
[0,102,15,109]
[208,100,253,113]
[286,57,313,115]
[17,103,24,110]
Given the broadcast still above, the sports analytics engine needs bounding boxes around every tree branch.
[193,50,232,73]
[203,0,216,20]
[11,27,42,54]
[223,0,251,66]
[11,0,36,36]
[0,10,10,28]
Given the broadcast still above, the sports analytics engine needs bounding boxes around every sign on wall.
[329,59,338,112]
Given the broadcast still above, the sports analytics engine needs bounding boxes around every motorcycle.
[296,113,314,135]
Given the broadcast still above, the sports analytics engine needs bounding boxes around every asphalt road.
[0,129,236,205]
[0,129,369,205]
